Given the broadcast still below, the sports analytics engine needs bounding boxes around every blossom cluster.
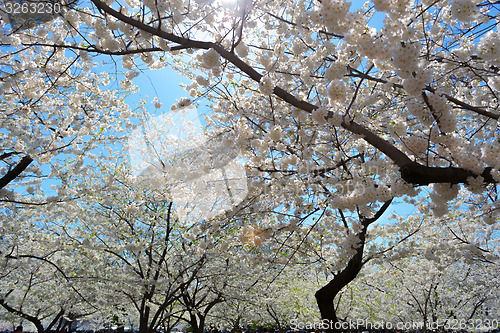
[425,92,456,134]
[450,0,479,22]
[478,31,500,67]
[392,42,420,72]
[259,76,275,96]
[170,97,192,111]
[327,80,347,102]
[481,145,500,169]
[352,32,390,61]
[429,183,460,216]
[406,98,434,126]
[201,48,220,69]
[404,135,428,156]
[327,179,418,209]
[312,107,329,125]
[372,0,390,13]
[324,62,347,81]
[327,112,344,127]
[268,126,282,141]
[451,147,484,175]
[236,42,249,58]
[403,70,432,96]
[316,0,350,33]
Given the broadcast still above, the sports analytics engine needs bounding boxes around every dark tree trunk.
[315,201,392,332]
[189,314,204,333]
[139,306,152,333]
[315,225,366,331]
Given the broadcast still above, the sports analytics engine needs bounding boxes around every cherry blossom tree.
[2,0,499,324]
[345,256,500,332]
[53,171,207,333]
[204,257,328,330]
[0,216,96,333]
[42,149,262,333]
[331,208,500,331]
[0,21,134,205]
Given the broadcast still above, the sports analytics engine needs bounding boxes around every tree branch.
[0,155,33,190]
[87,0,499,186]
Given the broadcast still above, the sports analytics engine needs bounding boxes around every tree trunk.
[189,313,203,333]
[315,222,369,332]
[315,201,392,331]
[139,306,152,333]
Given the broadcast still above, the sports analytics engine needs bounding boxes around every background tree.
[0,218,94,333]
[0,21,134,200]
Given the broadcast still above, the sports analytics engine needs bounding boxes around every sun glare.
[219,0,238,6]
